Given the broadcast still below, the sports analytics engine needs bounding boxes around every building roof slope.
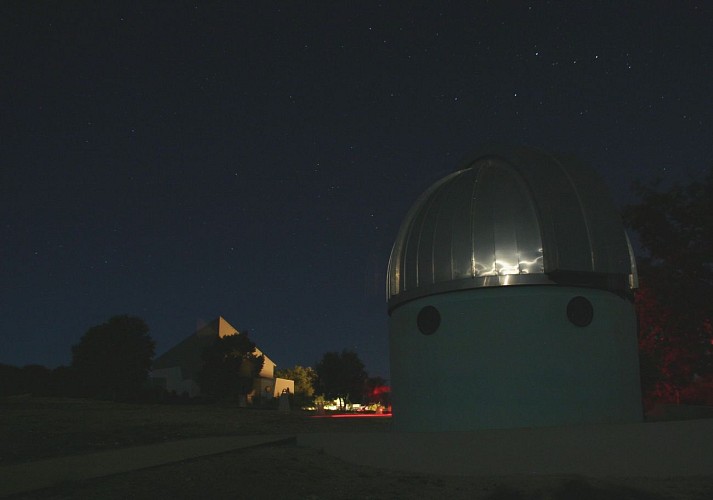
[152,317,274,380]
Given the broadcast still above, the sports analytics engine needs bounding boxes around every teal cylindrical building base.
[389,286,642,431]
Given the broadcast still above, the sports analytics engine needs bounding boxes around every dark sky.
[2,2,712,379]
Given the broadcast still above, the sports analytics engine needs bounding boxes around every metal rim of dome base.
[387,271,632,314]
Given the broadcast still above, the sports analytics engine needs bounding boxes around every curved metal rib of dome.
[387,147,637,312]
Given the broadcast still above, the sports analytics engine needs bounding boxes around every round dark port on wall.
[417,305,441,335]
[567,296,594,327]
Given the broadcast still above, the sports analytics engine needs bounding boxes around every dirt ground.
[2,397,712,499]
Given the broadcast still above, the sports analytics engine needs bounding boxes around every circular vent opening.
[417,306,441,335]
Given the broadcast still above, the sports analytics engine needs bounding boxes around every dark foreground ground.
[1,396,712,499]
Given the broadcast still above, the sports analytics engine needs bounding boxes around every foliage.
[71,315,155,400]
[314,350,367,409]
[625,168,713,309]
[275,365,316,398]
[634,282,707,408]
[0,364,23,397]
[624,168,713,408]
[197,331,264,400]
[0,364,84,398]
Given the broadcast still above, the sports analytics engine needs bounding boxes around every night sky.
[2,2,712,379]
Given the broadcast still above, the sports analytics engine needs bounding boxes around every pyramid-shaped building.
[150,316,293,399]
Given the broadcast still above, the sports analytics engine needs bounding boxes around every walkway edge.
[0,434,293,497]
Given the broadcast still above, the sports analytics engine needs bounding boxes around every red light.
[309,413,391,419]
[371,385,391,396]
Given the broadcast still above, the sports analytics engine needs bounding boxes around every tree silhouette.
[315,350,367,409]
[71,315,155,400]
[197,332,264,400]
[0,364,22,397]
[276,365,316,406]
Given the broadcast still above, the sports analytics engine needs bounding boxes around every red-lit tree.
[635,282,707,409]
[625,167,713,409]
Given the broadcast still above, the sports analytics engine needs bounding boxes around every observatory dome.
[387,147,637,312]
